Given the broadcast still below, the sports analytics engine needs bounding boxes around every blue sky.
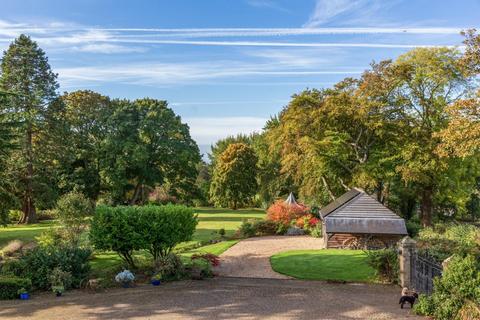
[0,0,479,156]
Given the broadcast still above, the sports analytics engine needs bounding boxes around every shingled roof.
[321,188,407,235]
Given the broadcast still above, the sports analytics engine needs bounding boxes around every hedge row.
[90,204,197,268]
[0,275,31,299]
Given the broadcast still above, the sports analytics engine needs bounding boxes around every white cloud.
[303,0,402,28]
[184,117,267,144]
[304,0,362,27]
[107,39,448,48]
[71,43,146,53]
[56,60,363,87]
[246,0,290,13]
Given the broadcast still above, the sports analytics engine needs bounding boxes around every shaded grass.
[0,220,57,247]
[270,249,376,282]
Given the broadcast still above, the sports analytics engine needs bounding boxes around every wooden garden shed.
[320,188,407,249]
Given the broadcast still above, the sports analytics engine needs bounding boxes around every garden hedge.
[0,275,31,299]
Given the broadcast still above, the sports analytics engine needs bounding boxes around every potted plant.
[49,268,72,297]
[18,288,29,300]
[115,269,135,288]
[151,273,162,286]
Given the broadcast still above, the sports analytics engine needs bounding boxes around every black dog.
[399,293,418,308]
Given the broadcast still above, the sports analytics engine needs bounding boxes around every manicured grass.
[175,207,264,250]
[270,249,376,282]
[0,220,57,247]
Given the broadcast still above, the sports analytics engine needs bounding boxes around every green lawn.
[0,220,57,247]
[270,249,376,282]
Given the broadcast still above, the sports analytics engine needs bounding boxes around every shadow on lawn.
[0,278,419,320]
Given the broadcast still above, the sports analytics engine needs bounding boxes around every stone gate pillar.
[399,236,416,289]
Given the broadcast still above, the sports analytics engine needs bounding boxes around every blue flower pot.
[122,282,130,288]
[151,280,161,286]
[20,293,29,300]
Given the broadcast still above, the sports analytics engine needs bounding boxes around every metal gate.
[411,251,443,294]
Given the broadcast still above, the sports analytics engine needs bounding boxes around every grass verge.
[270,249,376,282]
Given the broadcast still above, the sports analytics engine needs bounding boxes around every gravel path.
[214,236,324,278]
[0,278,422,320]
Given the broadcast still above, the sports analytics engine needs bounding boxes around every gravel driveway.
[214,235,324,278]
[0,278,421,320]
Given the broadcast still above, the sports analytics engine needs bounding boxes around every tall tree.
[0,91,18,224]
[102,98,200,204]
[57,90,112,200]
[210,143,258,209]
[381,47,472,226]
[0,35,59,223]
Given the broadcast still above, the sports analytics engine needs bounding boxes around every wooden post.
[399,236,416,289]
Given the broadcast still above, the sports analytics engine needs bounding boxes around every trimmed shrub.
[266,200,309,226]
[90,205,146,268]
[90,205,197,268]
[253,220,279,236]
[413,255,480,320]
[238,219,257,237]
[138,205,197,263]
[2,246,91,290]
[237,219,279,237]
[365,249,399,283]
[0,275,31,299]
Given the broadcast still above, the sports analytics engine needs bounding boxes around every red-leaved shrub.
[295,214,320,228]
[191,253,220,267]
[266,200,309,226]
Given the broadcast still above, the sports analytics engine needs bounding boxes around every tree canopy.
[210,143,258,209]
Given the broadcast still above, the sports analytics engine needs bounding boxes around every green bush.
[238,219,279,237]
[276,223,289,235]
[364,249,399,283]
[56,191,94,245]
[406,220,421,237]
[7,210,22,223]
[310,224,323,238]
[417,223,479,260]
[3,246,91,290]
[253,220,278,235]
[90,206,146,268]
[138,204,197,263]
[238,219,257,237]
[413,255,480,320]
[0,275,32,299]
[90,205,197,268]
[155,253,185,280]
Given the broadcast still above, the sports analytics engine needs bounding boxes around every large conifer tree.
[0,34,59,223]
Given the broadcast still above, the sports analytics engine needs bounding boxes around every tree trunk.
[130,182,142,205]
[420,186,433,227]
[19,126,37,224]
